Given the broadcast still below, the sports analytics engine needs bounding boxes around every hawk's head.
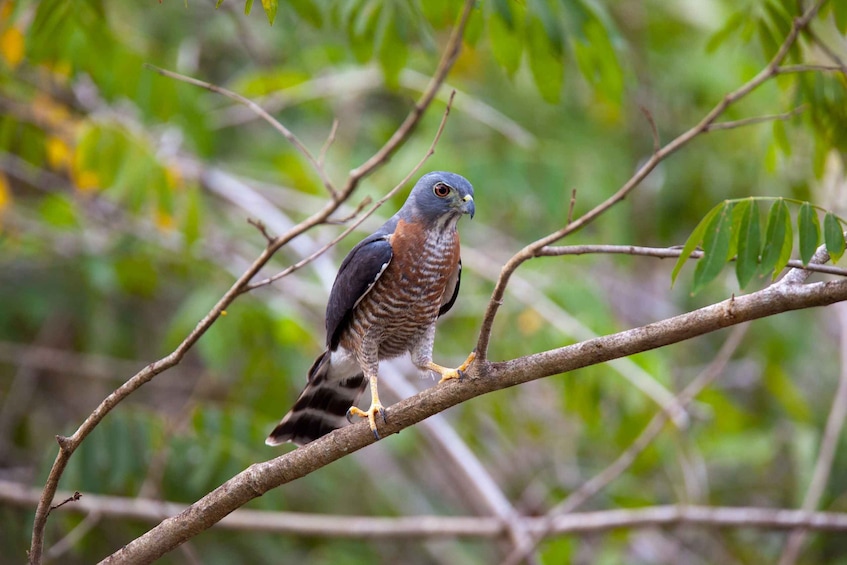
[404,171,475,228]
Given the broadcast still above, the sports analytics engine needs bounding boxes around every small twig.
[535,244,847,278]
[776,64,846,74]
[640,106,660,154]
[247,218,275,244]
[144,64,338,199]
[704,105,806,132]
[326,196,372,225]
[566,189,577,225]
[48,492,81,515]
[806,27,847,76]
[245,90,458,292]
[319,119,339,169]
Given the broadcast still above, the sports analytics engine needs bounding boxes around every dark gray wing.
[438,259,461,317]
[326,233,394,350]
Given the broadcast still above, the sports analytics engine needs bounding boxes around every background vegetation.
[1,0,847,563]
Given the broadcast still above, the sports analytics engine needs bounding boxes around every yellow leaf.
[45,135,71,170]
[165,165,182,190]
[517,308,543,336]
[0,26,24,68]
[155,209,174,231]
[73,168,100,193]
[0,173,12,211]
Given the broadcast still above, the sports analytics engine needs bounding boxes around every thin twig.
[326,196,372,225]
[566,189,577,225]
[535,243,847,278]
[640,105,660,153]
[776,64,846,74]
[473,0,827,362]
[48,492,81,515]
[318,119,339,168]
[341,0,475,194]
[704,105,806,132]
[7,481,847,539]
[247,218,275,244]
[144,64,338,199]
[244,90,458,292]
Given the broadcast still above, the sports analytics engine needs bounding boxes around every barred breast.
[341,218,460,359]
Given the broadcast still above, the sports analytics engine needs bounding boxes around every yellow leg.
[346,373,386,440]
[429,351,477,384]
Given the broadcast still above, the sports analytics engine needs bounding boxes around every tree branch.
[473,0,826,361]
[27,2,475,560]
[99,277,847,563]
[5,482,847,541]
[535,244,847,278]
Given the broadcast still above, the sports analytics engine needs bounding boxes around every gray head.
[399,171,475,228]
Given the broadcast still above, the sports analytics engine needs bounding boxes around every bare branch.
[48,492,81,514]
[536,244,847,278]
[704,105,806,132]
[318,118,339,167]
[341,0,475,193]
[99,277,847,563]
[244,90,457,292]
[144,64,338,199]
[246,218,275,245]
[473,0,827,361]
[6,481,847,540]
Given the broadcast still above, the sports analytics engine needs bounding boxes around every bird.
[266,171,476,447]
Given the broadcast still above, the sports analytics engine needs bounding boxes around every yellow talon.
[430,351,477,384]
[347,402,387,440]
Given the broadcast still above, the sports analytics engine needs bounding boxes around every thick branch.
[100,278,847,563]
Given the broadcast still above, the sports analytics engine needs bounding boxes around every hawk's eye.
[433,183,451,198]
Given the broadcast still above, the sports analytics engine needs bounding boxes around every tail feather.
[265,350,366,447]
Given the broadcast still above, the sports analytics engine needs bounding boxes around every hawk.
[266,171,476,446]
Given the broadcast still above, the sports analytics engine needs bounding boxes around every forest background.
[2,0,847,564]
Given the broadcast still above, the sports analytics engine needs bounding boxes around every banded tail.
[265,350,366,446]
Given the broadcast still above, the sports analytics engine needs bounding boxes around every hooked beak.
[461,194,475,219]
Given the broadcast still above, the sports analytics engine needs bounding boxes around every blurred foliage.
[1,0,847,564]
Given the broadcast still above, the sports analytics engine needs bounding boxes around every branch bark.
[99,277,847,563]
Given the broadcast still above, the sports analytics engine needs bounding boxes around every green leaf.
[244,0,253,16]
[215,0,225,8]
[375,5,407,88]
[761,199,793,279]
[773,118,791,156]
[824,212,845,262]
[492,0,515,29]
[735,199,761,289]
[526,16,564,103]
[798,202,820,265]
[261,0,277,24]
[693,202,735,293]
[836,1,847,33]
[488,12,523,76]
[671,202,724,285]
[290,0,322,27]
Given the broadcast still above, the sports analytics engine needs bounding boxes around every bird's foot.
[430,351,477,384]
[346,402,387,440]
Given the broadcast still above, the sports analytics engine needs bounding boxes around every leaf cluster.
[673,198,847,293]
